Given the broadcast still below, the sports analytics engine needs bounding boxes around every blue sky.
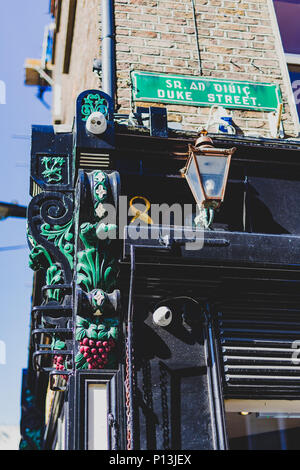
[0,0,52,424]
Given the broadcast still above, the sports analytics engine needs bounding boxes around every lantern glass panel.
[185,156,205,205]
[196,154,228,199]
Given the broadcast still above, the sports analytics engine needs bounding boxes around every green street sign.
[131,71,282,112]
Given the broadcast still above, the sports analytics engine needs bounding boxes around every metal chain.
[159,362,170,450]
[125,324,137,450]
[125,332,132,450]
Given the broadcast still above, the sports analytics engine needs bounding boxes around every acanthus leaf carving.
[41,156,65,183]
[75,170,120,371]
[81,94,109,121]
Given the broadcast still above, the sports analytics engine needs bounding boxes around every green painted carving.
[96,222,117,237]
[194,206,215,229]
[75,316,118,370]
[75,170,120,370]
[76,222,117,293]
[76,171,118,292]
[28,231,63,302]
[76,223,99,292]
[20,429,42,451]
[28,232,52,271]
[51,337,66,351]
[46,265,63,302]
[28,213,74,301]
[40,219,74,269]
[24,389,34,407]
[93,170,108,221]
[81,94,108,121]
[19,390,42,451]
[41,156,65,183]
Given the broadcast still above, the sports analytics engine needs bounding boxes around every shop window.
[273,0,300,55]
[225,400,300,450]
[288,64,300,121]
[87,384,108,450]
[76,372,120,450]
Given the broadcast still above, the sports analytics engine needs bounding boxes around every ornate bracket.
[74,169,120,371]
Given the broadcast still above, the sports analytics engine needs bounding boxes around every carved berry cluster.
[78,337,116,370]
[53,355,68,381]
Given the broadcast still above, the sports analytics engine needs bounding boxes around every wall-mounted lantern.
[181,134,236,229]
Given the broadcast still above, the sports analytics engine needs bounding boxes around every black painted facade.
[20,89,300,450]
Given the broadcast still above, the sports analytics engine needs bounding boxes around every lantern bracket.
[195,206,215,229]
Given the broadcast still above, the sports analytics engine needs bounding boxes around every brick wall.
[52,0,299,138]
[115,0,298,137]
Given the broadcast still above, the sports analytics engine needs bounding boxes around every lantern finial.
[195,134,214,149]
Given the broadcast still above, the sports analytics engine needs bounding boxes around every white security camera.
[153,306,172,327]
[86,111,107,135]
